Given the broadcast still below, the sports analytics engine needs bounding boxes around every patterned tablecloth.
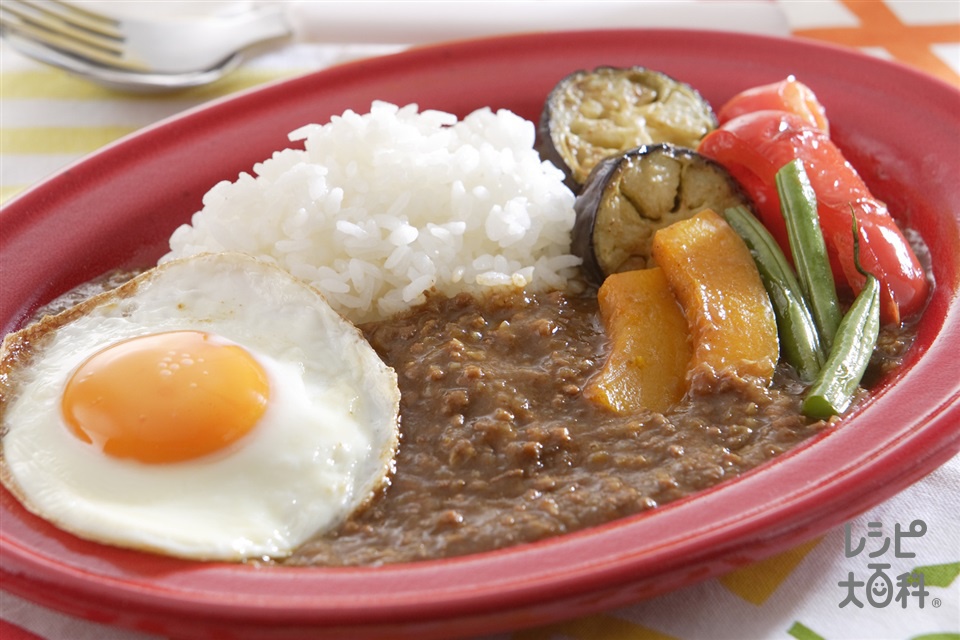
[1,2,958,639]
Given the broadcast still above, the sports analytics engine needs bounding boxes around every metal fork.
[0,0,292,90]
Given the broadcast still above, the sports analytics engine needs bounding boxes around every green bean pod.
[802,216,881,419]
[802,275,879,419]
[776,159,844,351]
[724,205,824,382]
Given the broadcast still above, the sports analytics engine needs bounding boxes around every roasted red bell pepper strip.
[717,76,830,134]
[698,109,928,325]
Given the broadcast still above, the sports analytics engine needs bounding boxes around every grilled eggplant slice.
[538,66,717,188]
[572,143,753,284]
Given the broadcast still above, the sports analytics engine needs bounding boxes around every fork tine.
[3,0,123,52]
[1,0,290,89]
[19,0,121,38]
[0,5,148,71]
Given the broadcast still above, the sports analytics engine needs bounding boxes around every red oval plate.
[2,30,959,640]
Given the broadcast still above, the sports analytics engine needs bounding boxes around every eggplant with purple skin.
[538,66,718,189]
[572,143,754,284]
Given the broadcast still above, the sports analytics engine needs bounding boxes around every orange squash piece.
[652,209,778,387]
[584,267,692,414]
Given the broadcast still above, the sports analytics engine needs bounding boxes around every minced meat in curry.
[281,287,913,567]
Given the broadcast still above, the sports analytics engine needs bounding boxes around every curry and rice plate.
[0,94,923,566]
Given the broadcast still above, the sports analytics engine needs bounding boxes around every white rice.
[162,101,581,324]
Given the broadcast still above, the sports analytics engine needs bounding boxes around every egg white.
[0,252,400,561]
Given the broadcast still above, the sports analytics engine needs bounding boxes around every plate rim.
[1,27,959,637]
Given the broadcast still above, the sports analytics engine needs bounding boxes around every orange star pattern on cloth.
[793,0,959,86]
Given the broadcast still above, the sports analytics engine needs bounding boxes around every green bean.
[724,205,824,382]
[802,217,881,419]
[776,159,844,351]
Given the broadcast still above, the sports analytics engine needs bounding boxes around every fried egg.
[0,253,400,561]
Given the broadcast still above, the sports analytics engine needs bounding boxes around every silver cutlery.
[0,0,291,90]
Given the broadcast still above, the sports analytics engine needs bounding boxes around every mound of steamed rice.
[163,101,581,324]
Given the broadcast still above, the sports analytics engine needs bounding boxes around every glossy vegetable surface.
[775,159,843,350]
[723,205,824,382]
[571,144,752,284]
[717,76,829,134]
[698,109,929,325]
[584,267,691,414]
[803,221,881,419]
[538,66,717,187]
[652,209,779,388]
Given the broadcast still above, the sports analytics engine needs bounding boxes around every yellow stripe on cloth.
[1,184,26,205]
[719,537,823,605]
[0,70,115,100]
[513,613,679,640]
[0,68,302,101]
[1,126,137,154]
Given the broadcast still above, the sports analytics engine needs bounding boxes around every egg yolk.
[61,330,269,463]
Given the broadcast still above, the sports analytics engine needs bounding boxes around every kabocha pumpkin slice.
[584,268,692,414]
[652,209,779,387]
[571,143,753,284]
